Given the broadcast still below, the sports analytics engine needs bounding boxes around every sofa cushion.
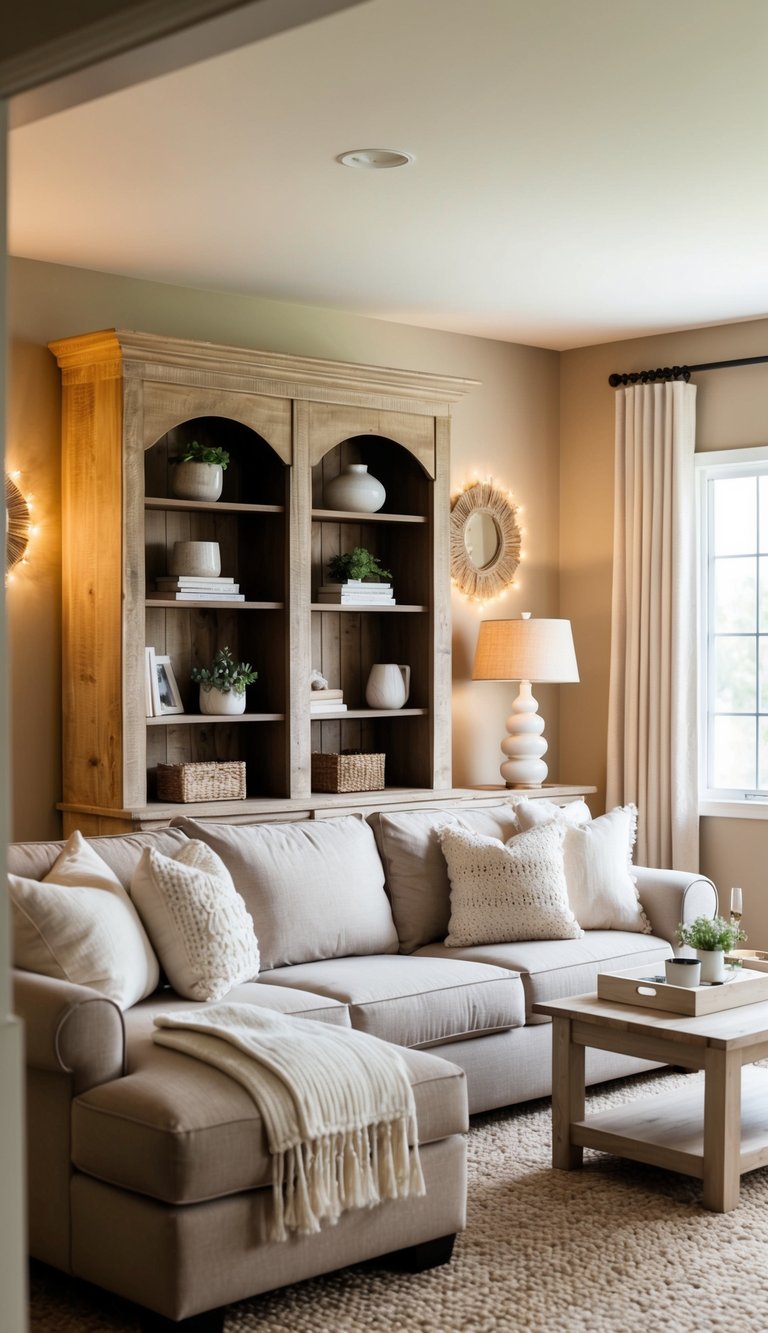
[131,841,261,1002]
[72,1036,468,1205]
[440,823,583,947]
[514,797,592,829]
[257,955,525,1048]
[6,827,191,891]
[562,806,651,933]
[172,816,398,969]
[9,831,160,1008]
[369,802,521,953]
[416,931,672,1022]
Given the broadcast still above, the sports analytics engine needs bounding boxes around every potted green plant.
[328,548,392,583]
[170,441,230,502]
[191,647,258,716]
[676,914,747,983]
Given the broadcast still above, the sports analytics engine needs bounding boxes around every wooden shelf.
[311,507,427,524]
[147,713,285,725]
[310,708,428,720]
[146,599,284,609]
[310,603,427,613]
[145,496,284,514]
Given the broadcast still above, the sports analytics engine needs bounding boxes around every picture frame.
[144,646,156,717]
[150,651,185,716]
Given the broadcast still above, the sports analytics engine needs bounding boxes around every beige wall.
[7,256,560,839]
[560,317,768,947]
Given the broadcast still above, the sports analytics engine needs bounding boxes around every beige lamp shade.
[472,616,579,684]
[471,615,579,788]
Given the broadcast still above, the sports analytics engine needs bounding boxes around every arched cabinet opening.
[143,415,289,803]
[310,434,435,792]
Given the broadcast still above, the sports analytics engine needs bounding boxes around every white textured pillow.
[9,830,160,1008]
[440,822,583,947]
[514,797,592,830]
[131,840,261,1001]
[563,805,651,933]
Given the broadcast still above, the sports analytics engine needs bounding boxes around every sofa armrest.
[13,969,126,1095]
[634,867,718,947]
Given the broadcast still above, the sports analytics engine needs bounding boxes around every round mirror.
[450,479,521,601]
[463,510,500,569]
[6,474,31,576]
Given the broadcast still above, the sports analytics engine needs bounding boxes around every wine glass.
[730,886,743,924]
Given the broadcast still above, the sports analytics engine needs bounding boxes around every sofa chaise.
[10,796,717,1329]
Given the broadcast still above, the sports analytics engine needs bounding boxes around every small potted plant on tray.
[676,914,747,984]
[191,647,258,716]
[328,548,392,583]
[170,440,230,502]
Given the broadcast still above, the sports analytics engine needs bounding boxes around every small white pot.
[170,461,224,502]
[170,541,222,578]
[697,948,726,984]
[199,686,246,715]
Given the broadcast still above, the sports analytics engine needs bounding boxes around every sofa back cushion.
[369,802,521,953]
[172,815,399,969]
[7,826,190,891]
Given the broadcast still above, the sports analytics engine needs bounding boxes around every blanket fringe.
[270,1116,425,1242]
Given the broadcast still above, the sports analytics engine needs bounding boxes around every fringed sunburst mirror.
[6,473,31,577]
[450,479,522,602]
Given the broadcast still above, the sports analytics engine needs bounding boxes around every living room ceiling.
[9,0,768,351]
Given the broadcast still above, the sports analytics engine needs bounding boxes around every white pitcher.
[365,663,410,710]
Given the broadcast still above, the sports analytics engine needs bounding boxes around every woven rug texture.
[28,1067,768,1333]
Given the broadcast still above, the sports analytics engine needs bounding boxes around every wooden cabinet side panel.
[432,417,452,788]
[61,371,125,810]
[307,403,435,476]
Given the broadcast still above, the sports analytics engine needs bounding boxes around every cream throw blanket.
[153,1005,425,1241]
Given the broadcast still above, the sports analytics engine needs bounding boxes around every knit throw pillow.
[439,822,583,947]
[131,840,261,1001]
[9,830,160,1008]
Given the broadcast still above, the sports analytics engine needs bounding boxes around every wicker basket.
[311,751,385,794]
[156,761,246,803]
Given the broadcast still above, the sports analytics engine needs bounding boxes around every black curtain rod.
[608,353,768,387]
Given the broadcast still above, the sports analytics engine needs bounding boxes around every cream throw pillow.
[131,840,261,1001]
[562,805,651,933]
[9,830,160,1008]
[513,797,592,830]
[440,822,583,947]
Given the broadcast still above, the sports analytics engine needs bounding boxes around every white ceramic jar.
[199,686,246,715]
[365,663,410,710]
[170,461,224,502]
[324,464,386,513]
[169,541,222,578]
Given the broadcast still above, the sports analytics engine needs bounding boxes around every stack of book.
[316,580,395,606]
[310,688,347,715]
[149,575,245,602]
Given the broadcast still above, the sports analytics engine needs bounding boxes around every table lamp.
[471,613,579,787]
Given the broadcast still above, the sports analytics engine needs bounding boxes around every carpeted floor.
[29,1066,768,1333]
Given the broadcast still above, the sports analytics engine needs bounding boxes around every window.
[697,447,768,814]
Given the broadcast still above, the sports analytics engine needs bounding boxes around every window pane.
[761,556,768,633]
[761,718,768,789]
[711,715,757,788]
[714,636,756,711]
[760,475,768,554]
[713,477,756,555]
[761,637,768,714]
[714,557,756,632]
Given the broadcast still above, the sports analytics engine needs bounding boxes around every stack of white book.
[316,580,395,605]
[310,688,347,714]
[149,575,245,602]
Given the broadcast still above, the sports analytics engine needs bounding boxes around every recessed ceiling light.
[337,149,414,170]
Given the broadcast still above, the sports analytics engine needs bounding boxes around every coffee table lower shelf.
[574,1065,768,1184]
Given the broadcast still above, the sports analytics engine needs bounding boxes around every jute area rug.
[29,1066,768,1333]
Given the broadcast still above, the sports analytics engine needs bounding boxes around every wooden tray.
[726,949,768,974]
[597,964,768,1016]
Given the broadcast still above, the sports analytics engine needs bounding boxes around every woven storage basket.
[311,751,385,793]
[156,761,246,803]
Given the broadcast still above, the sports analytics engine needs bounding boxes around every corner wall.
[7,256,560,838]
[560,317,768,947]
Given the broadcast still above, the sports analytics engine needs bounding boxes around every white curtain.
[606,381,698,870]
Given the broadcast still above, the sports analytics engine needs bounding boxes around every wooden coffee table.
[533,991,768,1211]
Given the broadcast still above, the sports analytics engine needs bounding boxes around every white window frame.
[696,445,768,818]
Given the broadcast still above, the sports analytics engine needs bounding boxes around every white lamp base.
[499,679,548,788]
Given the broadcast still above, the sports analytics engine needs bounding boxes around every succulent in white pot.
[170,442,230,502]
[191,647,258,715]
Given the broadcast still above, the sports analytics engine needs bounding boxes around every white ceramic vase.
[170,461,224,502]
[697,948,726,984]
[365,663,410,710]
[199,686,246,715]
[324,464,386,513]
[169,541,221,578]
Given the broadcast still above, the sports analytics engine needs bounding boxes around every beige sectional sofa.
[10,798,717,1330]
